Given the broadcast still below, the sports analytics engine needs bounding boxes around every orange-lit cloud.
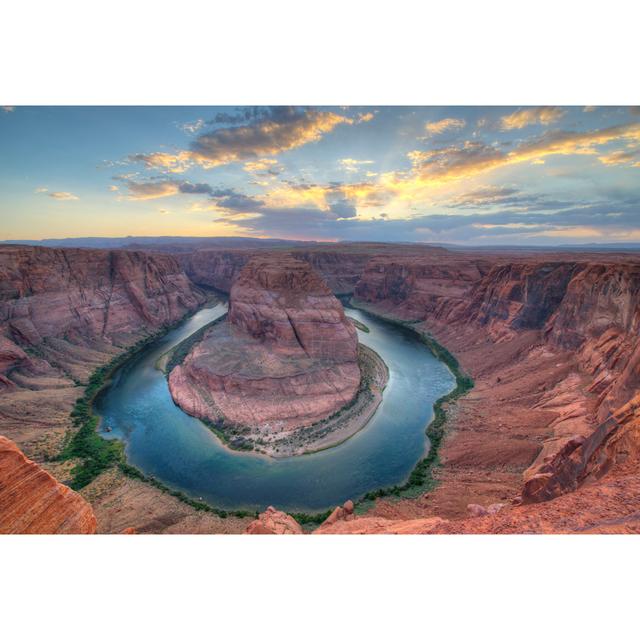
[598,149,640,165]
[242,158,283,176]
[127,151,192,174]
[190,108,357,168]
[500,106,565,130]
[424,117,466,136]
[402,122,640,192]
[123,181,181,200]
[127,108,363,173]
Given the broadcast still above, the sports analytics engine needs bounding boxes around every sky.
[1,105,639,245]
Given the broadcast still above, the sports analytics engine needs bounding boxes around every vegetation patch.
[350,317,370,333]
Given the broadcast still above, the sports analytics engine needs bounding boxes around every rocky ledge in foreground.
[0,435,96,534]
[169,255,382,455]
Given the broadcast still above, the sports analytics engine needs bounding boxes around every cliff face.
[178,245,428,296]
[1,245,205,348]
[353,253,640,510]
[169,255,360,433]
[228,256,358,362]
[0,245,206,449]
[178,249,250,293]
[0,435,96,534]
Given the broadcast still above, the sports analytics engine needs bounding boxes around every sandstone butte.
[0,435,96,534]
[169,254,361,433]
[3,241,640,534]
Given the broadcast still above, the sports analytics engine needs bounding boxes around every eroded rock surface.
[0,245,205,450]
[169,255,360,433]
[245,506,303,534]
[0,435,96,534]
[352,251,640,520]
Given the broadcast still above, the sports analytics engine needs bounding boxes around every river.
[95,303,455,513]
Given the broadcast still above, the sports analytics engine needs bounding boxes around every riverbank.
[346,298,474,508]
[166,338,389,458]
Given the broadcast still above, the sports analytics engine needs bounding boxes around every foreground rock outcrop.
[244,506,303,534]
[169,255,361,437]
[0,436,96,533]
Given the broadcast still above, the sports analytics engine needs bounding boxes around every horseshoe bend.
[167,255,388,456]
[1,241,640,534]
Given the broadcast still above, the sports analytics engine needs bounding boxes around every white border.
[2,2,639,638]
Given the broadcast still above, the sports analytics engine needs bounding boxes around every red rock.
[0,244,206,446]
[467,504,488,517]
[0,435,96,534]
[244,506,303,534]
[352,250,640,514]
[170,255,360,432]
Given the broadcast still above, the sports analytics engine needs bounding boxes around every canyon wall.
[353,252,640,508]
[0,245,206,449]
[178,244,439,295]
[169,254,361,433]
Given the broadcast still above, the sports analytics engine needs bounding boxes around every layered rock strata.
[351,252,640,521]
[169,255,361,436]
[0,435,96,534]
[0,245,206,451]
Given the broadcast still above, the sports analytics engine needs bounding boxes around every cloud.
[402,122,640,189]
[188,107,356,168]
[125,107,360,174]
[178,119,205,135]
[500,106,566,130]
[424,118,466,136]
[34,187,48,193]
[109,185,119,191]
[598,149,640,166]
[445,185,571,211]
[127,151,192,174]
[210,195,640,244]
[243,158,283,176]
[121,180,180,200]
[48,191,79,200]
[118,176,256,203]
[339,158,375,173]
[2,106,15,113]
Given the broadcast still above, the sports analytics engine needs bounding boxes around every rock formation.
[0,435,96,534]
[352,251,640,518]
[169,255,360,433]
[244,506,303,534]
[0,245,206,448]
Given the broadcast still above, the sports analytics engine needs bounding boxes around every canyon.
[1,240,640,534]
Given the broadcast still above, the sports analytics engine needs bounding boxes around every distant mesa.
[168,254,362,442]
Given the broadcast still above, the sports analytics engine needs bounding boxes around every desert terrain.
[2,241,640,534]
